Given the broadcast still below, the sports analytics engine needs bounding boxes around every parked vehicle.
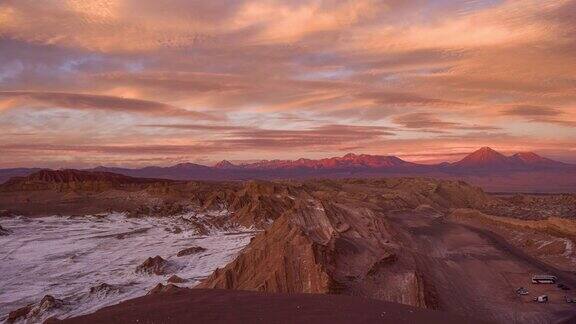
[532,275,558,284]
[565,296,576,303]
[516,287,529,295]
[534,295,549,303]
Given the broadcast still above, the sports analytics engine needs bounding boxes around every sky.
[0,0,575,168]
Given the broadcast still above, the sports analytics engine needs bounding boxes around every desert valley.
[1,147,576,323]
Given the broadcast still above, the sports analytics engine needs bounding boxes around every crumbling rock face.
[198,178,499,307]
[225,181,298,228]
[136,256,168,275]
[198,214,335,293]
[7,295,64,323]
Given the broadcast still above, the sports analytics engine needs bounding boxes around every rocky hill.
[193,179,576,323]
[198,178,495,306]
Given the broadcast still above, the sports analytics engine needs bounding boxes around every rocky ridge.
[198,178,495,306]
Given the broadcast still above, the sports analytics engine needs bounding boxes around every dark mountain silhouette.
[91,163,220,181]
[237,153,418,170]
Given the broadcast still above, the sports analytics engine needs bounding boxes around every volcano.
[450,147,568,171]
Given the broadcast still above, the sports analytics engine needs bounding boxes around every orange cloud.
[0,0,575,167]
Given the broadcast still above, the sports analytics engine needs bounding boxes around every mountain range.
[99,147,573,176]
[1,147,575,192]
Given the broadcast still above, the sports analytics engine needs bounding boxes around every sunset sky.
[1,0,575,168]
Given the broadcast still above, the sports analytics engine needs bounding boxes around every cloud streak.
[0,91,217,119]
[392,113,499,133]
[502,105,563,117]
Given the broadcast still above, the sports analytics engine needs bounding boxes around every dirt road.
[386,211,576,324]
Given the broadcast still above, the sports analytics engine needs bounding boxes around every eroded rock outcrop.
[198,214,335,293]
[7,304,32,323]
[168,275,187,284]
[7,295,64,323]
[177,246,206,257]
[136,256,168,275]
[197,199,415,301]
[0,169,170,192]
[199,178,499,307]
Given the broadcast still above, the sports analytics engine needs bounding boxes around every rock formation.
[7,304,32,323]
[136,256,168,275]
[0,169,171,192]
[89,283,121,296]
[198,178,495,307]
[7,295,64,323]
[147,283,185,295]
[168,275,187,284]
[177,246,206,257]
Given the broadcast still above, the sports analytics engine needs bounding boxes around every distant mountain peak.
[453,147,511,169]
[461,147,506,160]
[452,147,569,171]
[473,146,503,156]
[478,146,495,151]
[214,160,237,169]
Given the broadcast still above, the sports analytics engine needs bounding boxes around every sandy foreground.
[53,288,491,324]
